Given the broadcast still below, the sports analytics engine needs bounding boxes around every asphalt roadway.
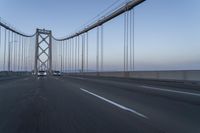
[0,75,200,133]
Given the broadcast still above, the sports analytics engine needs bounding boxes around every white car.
[37,71,47,76]
[53,71,61,76]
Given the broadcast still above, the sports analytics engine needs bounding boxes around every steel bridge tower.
[34,29,52,75]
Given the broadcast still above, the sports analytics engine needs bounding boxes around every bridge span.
[0,0,200,133]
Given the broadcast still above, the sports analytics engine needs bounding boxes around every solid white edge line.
[141,85,200,97]
[80,88,148,119]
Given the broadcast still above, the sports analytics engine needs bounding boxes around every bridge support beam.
[34,29,52,75]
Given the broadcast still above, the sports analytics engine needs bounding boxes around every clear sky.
[0,0,200,71]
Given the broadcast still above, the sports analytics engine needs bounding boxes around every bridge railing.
[66,70,200,82]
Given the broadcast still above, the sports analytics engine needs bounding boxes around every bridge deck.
[0,76,199,133]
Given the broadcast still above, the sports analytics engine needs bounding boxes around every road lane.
[61,75,200,133]
[80,88,148,119]
[0,76,162,133]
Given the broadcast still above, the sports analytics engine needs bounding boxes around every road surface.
[0,76,200,133]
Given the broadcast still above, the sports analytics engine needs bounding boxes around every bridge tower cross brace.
[34,29,52,75]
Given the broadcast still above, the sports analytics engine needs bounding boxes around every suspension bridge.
[0,0,200,133]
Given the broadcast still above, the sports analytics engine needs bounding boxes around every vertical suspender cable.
[24,38,27,71]
[18,35,20,71]
[86,32,89,72]
[68,40,70,72]
[101,25,104,72]
[60,41,62,72]
[0,26,2,71]
[22,36,24,71]
[78,36,80,72]
[130,10,132,71]
[97,27,99,72]
[10,32,13,71]
[3,29,6,71]
[62,41,65,72]
[0,26,1,71]
[63,40,65,72]
[14,33,16,71]
[66,40,68,73]
[75,37,77,72]
[81,34,84,73]
[64,41,65,73]
[0,26,1,52]
[61,41,63,72]
[124,12,126,72]
[21,36,23,71]
[126,11,129,72]
[132,9,135,71]
[70,39,72,72]
[72,38,74,72]
[8,30,10,72]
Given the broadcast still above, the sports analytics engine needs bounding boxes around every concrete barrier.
[68,70,200,82]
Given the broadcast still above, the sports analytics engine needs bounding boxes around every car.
[53,71,61,76]
[37,71,47,76]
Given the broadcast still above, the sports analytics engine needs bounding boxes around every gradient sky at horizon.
[0,0,200,71]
